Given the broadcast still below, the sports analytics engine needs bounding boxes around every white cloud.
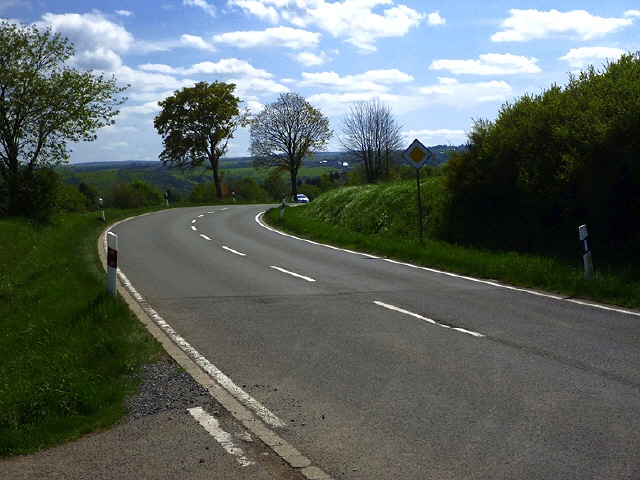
[229,0,424,52]
[418,77,512,106]
[139,58,275,78]
[183,0,216,17]
[180,34,215,51]
[492,9,634,42]
[38,12,134,71]
[307,91,399,116]
[430,53,541,75]
[212,26,321,50]
[624,10,640,18]
[402,128,467,145]
[300,69,413,92]
[427,11,446,27]
[232,0,279,23]
[292,50,328,67]
[116,10,133,17]
[558,47,626,68]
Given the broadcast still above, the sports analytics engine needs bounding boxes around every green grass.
[0,210,165,456]
[266,185,640,310]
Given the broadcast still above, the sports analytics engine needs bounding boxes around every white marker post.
[99,198,105,221]
[579,224,594,279]
[107,232,118,297]
[279,195,285,220]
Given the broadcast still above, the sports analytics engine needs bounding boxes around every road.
[109,204,640,480]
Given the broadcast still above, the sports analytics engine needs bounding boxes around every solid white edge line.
[270,265,316,282]
[188,407,255,467]
[118,270,285,429]
[222,246,246,256]
[255,211,640,318]
[374,301,484,338]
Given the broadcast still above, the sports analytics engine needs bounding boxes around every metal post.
[279,195,285,220]
[416,169,423,243]
[107,232,118,297]
[579,225,594,279]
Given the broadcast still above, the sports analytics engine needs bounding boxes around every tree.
[0,21,126,218]
[250,93,332,200]
[443,53,640,265]
[154,81,249,200]
[339,99,404,183]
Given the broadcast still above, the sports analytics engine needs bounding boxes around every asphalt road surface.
[107,204,639,480]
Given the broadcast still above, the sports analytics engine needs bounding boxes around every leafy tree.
[224,176,269,202]
[154,81,249,200]
[105,181,161,209]
[0,21,126,218]
[443,53,640,266]
[250,93,331,200]
[261,170,288,200]
[340,99,403,183]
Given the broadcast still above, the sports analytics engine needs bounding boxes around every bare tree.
[340,99,403,183]
[250,93,331,200]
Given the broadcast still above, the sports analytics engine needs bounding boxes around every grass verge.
[266,204,640,310]
[0,209,165,456]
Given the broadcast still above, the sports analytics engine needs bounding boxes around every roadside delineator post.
[579,224,594,279]
[99,197,105,221]
[279,195,285,220]
[107,231,118,297]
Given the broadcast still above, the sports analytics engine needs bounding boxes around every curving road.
[110,205,640,480]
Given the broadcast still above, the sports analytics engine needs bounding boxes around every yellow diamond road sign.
[403,139,433,170]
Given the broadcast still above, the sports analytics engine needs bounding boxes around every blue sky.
[2,0,639,163]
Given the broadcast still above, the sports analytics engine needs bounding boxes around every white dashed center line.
[222,246,246,256]
[270,266,315,282]
[374,301,484,337]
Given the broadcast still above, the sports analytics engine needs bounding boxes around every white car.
[294,194,309,203]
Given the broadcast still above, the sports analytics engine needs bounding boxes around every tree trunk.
[209,156,222,200]
[290,168,298,200]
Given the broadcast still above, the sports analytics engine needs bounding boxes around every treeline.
[442,53,640,268]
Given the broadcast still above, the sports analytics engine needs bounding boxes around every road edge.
[98,214,334,480]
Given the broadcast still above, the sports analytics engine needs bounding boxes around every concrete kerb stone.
[98,222,335,480]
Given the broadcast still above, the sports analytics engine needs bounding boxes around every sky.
[2,0,639,164]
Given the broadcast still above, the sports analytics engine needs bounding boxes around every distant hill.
[59,146,464,197]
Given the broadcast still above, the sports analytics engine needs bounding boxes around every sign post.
[402,139,433,243]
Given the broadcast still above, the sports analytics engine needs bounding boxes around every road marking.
[117,271,285,429]
[191,219,197,223]
[191,225,197,231]
[374,301,484,337]
[188,407,255,467]
[200,234,211,241]
[256,212,640,318]
[223,246,246,256]
[270,266,316,282]
[198,214,204,217]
